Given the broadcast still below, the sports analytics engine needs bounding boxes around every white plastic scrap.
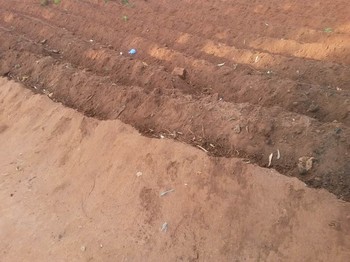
[160,189,175,197]
[277,149,281,160]
[255,56,260,63]
[161,222,168,232]
[268,153,273,167]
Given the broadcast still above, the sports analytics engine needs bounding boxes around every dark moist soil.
[0,0,349,200]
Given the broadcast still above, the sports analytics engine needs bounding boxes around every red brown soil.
[0,0,350,259]
[0,0,349,199]
[1,78,350,261]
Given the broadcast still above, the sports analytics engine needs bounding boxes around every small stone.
[335,128,342,134]
[328,221,341,231]
[172,67,186,79]
[307,104,319,113]
[233,125,241,134]
[80,246,86,252]
[40,0,49,6]
[298,157,315,175]
[296,129,303,135]
[136,171,143,177]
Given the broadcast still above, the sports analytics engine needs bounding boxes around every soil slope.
[1,79,350,261]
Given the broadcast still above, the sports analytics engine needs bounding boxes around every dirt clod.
[298,157,315,175]
[172,67,186,79]
[233,124,241,134]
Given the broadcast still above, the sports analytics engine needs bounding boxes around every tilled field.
[0,0,349,199]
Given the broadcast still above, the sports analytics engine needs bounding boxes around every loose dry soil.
[0,0,350,261]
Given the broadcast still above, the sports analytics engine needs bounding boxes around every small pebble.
[234,125,241,134]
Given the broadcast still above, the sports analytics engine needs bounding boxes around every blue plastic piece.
[128,49,137,55]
